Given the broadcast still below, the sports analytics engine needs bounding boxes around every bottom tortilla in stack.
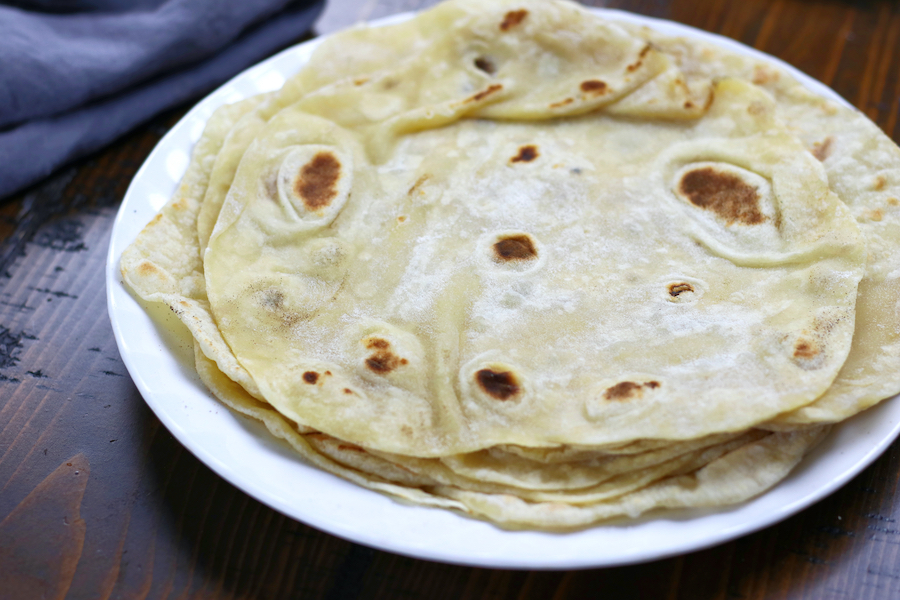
[120,0,900,530]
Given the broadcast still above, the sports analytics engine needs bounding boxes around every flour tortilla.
[433,425,829,530]
[195,335,828,527]
[119,0,898,530]
[620,25,900,425]
[120,97,265,399]
[204,40,864,456]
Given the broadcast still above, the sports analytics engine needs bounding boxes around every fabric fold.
[0,0,325,199]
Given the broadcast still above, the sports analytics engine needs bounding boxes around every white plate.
[107,9,900,569]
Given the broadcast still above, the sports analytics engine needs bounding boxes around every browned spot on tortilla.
[136,262,160,277]
[679,167,766,225]
[493,234,537,261]
[303,371,319,384]
[325,371,332,375]
[793,338,820,360]
[874,175,887,191]
[408,174,430,196]
[366,355,400,373]
[365,338,390,350]
[343,388,353,394]
[550,97,574,108]
[704,88,716,110]
[466,84,503,103]
[866,209,884,222]
[603,380,660,401]
[353,77,369,86]
[476,369,520,400]
[510,145,538,163]
[811,137,834,161]
[684,100,694,109]
[398,215,407,223]
[149,213,164,225]
[668,282,694,297]
[474,57,496,74]
[580,80,607,93]
[889,197,900,206]
[401,425,414,436]
[500,9,528,31]
[625,46,652,72]
[604,381,643,401]
[171,198,188,211]
[295,152,341,210]
[363,337,406,374]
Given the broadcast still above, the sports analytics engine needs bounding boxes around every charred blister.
[303,371,319,384]
[363,336,409,374]
[500,9,528,31]
[464,84,503,103]
[474,57,496,75]
[510,145,539,164]
[484,231,544,273]
[475,368,521,401]
[790,334,825,370]
[295,152,341,211]
[603,380,660,402]
[625,45,652,73]
[460,353,531,413]
[352,323,427,393]
[580,80,607,94]
[793,338,819,360]
[493,234,537,262]
[549,98,574,109]
[677,166,766,226]
[661,277,705,305]
[276,145,352,228]
[668,283,693,297]
[583,376,662,420]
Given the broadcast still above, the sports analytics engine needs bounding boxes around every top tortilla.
[200,0,866,456]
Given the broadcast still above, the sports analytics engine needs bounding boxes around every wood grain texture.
[1,0,899,598]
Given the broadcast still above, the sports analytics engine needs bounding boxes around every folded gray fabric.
[0,0,325,199]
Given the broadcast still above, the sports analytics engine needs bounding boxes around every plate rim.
[106,7,899,570]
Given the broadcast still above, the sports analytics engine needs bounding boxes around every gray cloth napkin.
[0,0,325,199]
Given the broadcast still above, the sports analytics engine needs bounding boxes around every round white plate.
[107,9,900,569]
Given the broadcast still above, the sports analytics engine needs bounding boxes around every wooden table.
[2,0,899,597]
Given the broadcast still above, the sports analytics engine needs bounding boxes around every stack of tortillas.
[121,0,900,530]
